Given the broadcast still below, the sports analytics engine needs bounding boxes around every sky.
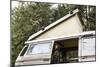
[12,1,58,9]
[12,1,19,9]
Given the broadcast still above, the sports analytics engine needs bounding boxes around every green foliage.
[11,2,96,67]
[11,2,60,66]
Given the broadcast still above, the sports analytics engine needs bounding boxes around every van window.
[79,35,95,62]
[20,45,28,56]
[26,42,52,55]
[81,36,95,56]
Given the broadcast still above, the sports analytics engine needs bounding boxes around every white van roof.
[25,31,95,44]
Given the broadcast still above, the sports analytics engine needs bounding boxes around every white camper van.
[15,31,96,66]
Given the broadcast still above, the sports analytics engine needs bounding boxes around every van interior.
[51,38,78,64]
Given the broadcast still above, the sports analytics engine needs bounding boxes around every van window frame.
[81,35,95,56]
[78,35,95,62]
[24,40,54,55]
[18,45,29,57]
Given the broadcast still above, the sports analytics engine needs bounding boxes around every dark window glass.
[20,46,28,56]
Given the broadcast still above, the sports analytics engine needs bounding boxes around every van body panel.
[15,41,54,66]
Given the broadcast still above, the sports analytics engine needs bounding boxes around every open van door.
[15,40,54,66]
[78,35,96,62]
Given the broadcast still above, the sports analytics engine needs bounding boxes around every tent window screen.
[27,42,52,55]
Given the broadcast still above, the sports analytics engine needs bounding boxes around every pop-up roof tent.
[27,9,84,42]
